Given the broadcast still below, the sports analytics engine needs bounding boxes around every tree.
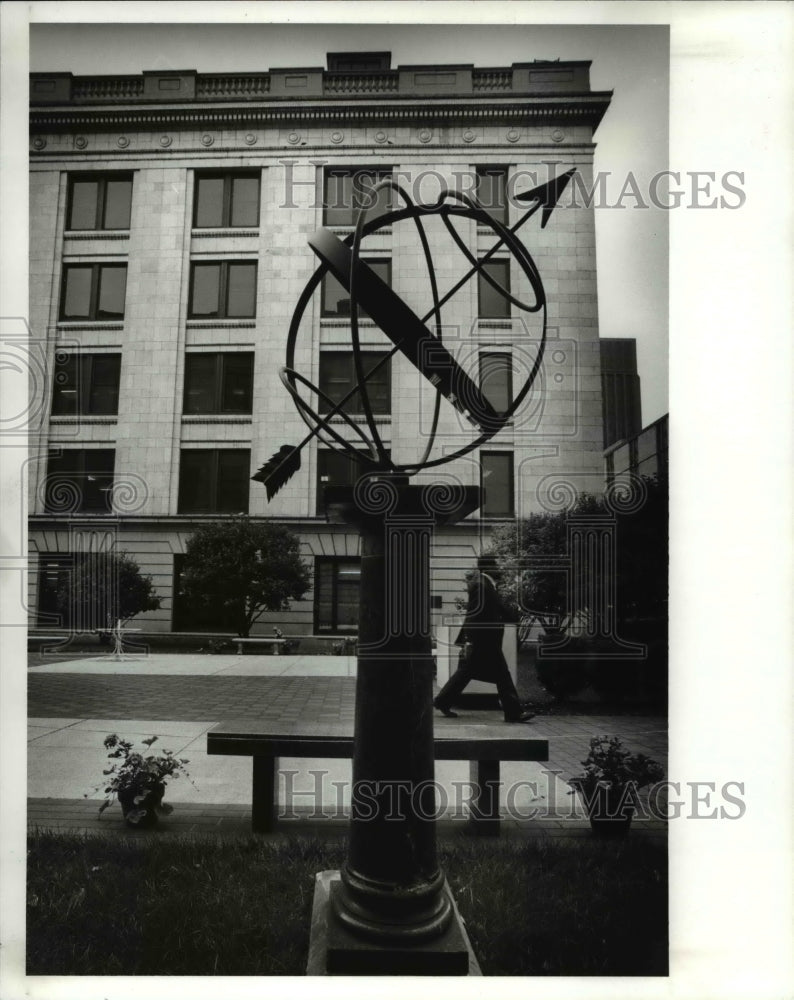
[179,518,311,637]
[56,551,161,633]
[488,492,605,628]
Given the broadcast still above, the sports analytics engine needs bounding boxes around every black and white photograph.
[0,2,791,997]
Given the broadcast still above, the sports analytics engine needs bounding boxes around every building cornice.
[30,63,612,135]
[30,96,611,136]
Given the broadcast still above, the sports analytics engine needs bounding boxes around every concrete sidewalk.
[28,653,668,840]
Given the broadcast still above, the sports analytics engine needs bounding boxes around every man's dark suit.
[434,570,524,721]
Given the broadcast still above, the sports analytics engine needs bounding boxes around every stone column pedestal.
[308,476,480,975]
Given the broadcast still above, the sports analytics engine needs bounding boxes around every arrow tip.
[515,167,576,228]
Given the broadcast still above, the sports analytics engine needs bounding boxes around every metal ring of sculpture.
[283,180,548,473]
[254,169,575,498]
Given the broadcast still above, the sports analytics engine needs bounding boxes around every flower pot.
[117,783,165,828]
[580,785,635,837]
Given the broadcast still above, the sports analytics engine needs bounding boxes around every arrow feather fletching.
[252,444,302,500]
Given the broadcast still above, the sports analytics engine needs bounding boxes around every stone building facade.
[28,54,612,635]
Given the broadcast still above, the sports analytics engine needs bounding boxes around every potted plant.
[568,735,664,836]
[93,734,191,828]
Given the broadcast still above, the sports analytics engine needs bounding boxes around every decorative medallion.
[159,135,173,148]
[287,131,301,145]
[418,128,432,144]
[331,131,344,145]
[552,350,567,364]
[551,129,565,143]
[462,129,476,143]
[374,130,388,144]
[117,136,130,148]
[506,128,520,143]
[244,133,258,145]
[201,134,214,147]
[32,137,47,151]
[74,136,87,150]
[554,373,565,383]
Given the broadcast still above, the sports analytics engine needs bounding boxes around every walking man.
[433,560,534,723]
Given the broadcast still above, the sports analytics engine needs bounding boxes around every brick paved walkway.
[28,674,357,723]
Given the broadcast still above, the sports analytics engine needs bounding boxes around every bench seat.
[207,721,548,836]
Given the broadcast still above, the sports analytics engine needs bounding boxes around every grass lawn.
[27,832,667,976]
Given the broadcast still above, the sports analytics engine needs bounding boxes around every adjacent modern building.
[28,52,614,635]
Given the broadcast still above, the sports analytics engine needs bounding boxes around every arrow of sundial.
[254,168,575,499]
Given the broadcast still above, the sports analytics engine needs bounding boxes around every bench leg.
[469,760,501,836]
[252,755,278,832]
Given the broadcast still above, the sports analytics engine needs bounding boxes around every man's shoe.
[433,699,458,718]
[505,711,535,724]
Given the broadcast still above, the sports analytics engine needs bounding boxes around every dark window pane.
[51,354,79,415]
[322,272,351,317]
[217,450,250,513]
[230,176,259,227]
[226,262,256,317]
[69,181,98,230]
[319,351,390,416]
[336,565,361,630]
[62,267,92,319]
[324,170,392,226]
[315,557,361,634]
[183,354,217,413]
[195,176,225,227]
[324,172,356,226]
[221,353,253,413]
[315,561,335,632]
[356,172,391,222]
[103,179,132,229]
[476,168,508,225]
[321,258,389,318]
[318,352,351,411]
[478,259,511,318]
[178,450,213,512]
[87,355,121,414]
[46,449,114,513]
[190,264,221,317]
[481,452,514,517]
[97,266,127,319]
[81,449,116,511]
[480,352,512,413]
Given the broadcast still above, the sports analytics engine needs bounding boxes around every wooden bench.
[207,721,548,836]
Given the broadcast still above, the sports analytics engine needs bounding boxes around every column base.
[306,871,479,976]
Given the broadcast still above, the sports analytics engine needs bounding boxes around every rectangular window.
[59,264,127,321]
[193,171,261,228]
[45,449,115,513]
[315,557,361,633]
[322,258,391,318]
[188,261,257,319]
[316,447,389,515]
[480,451,514,517]
[478,259,511,319]
[183,352,254,414]
[479,352,512,414]
[67,174,133,231]
[318,351,391,416]
[324,168,393,227]
[36,554,73,627]
[475,167,508,225]
[51,353,121,416]
[178,449,250,514]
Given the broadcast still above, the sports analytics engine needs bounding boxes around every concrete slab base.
[306,870,480,976]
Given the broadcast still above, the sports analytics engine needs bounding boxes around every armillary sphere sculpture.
[253,168,575,975]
